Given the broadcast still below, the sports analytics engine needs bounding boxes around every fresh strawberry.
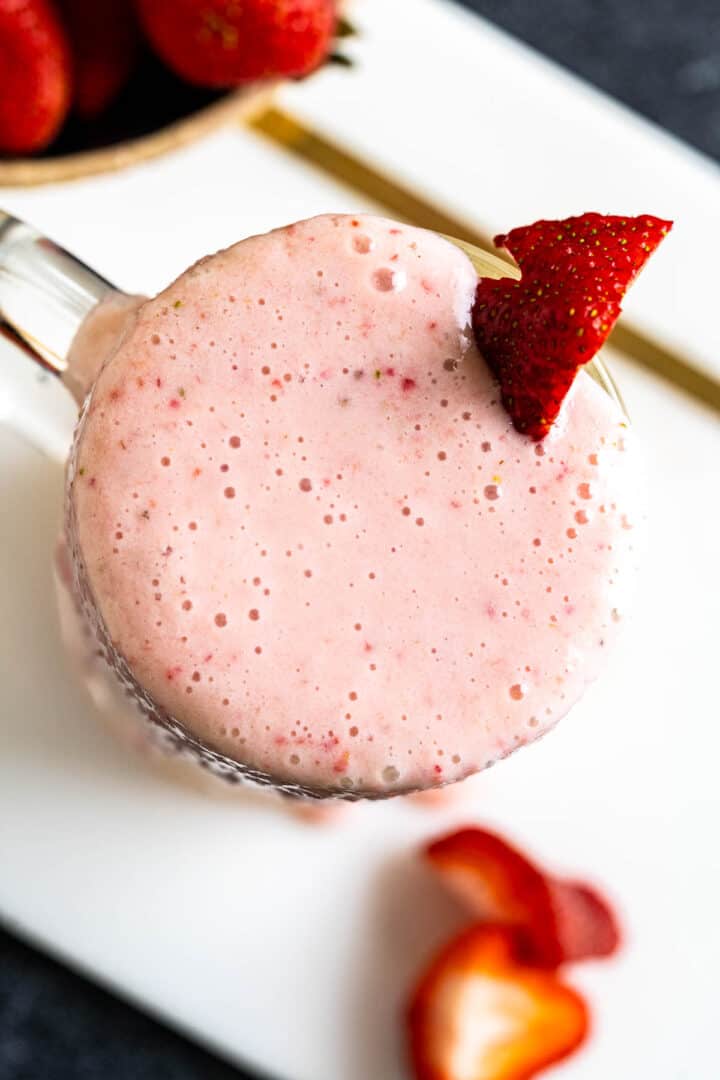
[472,213,672,439]
[425,828,620,968]
[0,0,71,154]
[544,879,620,964]
[136,0,337,88]
[407,924,588,1080]
[58,0,138,119]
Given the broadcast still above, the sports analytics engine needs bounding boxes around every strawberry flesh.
[425,828,620,968]
[472,213,672,439]
[545,879,620,964]
[407,924,589,1080]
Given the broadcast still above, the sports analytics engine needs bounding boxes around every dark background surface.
[469,0,720,161]
[2,2,718,1077]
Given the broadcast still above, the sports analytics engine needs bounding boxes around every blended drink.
[64,214,642,796]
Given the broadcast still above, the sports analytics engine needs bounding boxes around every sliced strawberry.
[544,879,620,964]
[407,924,588,1080]
[425,828,620,968]
[0,0,72,154]
[471,213,672,439]
[58,0,138,119]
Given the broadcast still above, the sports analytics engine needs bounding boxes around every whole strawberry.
[0,0,71,154]
[58,0,138,119]
[136,0,336,88]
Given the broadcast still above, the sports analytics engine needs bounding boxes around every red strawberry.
[0,0,71,154]
[425,828,620,968]
[472,213,672,439]
[544,879,620,963]
[407,924,588,1080]
[58,0,138,119]
[136,0,336,88]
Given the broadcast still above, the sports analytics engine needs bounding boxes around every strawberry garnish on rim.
[471,213,672,439]
[407,924,588,1080]
[425,828,620,968]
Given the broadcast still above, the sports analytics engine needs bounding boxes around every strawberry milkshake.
[61,213,648,797]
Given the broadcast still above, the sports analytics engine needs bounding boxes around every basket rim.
[0,84,275,188]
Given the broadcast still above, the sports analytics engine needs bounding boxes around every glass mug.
[0,211,627,802]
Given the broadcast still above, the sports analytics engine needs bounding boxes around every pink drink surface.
[67,214,640,796]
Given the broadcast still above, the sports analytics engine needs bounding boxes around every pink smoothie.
[65,214,641,797]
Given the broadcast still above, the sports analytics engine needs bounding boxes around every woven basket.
[0,82,274,188]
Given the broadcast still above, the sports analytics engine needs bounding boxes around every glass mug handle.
[0,211,149,435]
[0,211,115,374]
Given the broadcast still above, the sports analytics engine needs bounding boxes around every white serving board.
[1,2,719,1078]
[2,343,719,1080]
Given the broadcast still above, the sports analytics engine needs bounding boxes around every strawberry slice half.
[425,828,620,968]
[407,924,588,1080]
[471,213,672,439]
